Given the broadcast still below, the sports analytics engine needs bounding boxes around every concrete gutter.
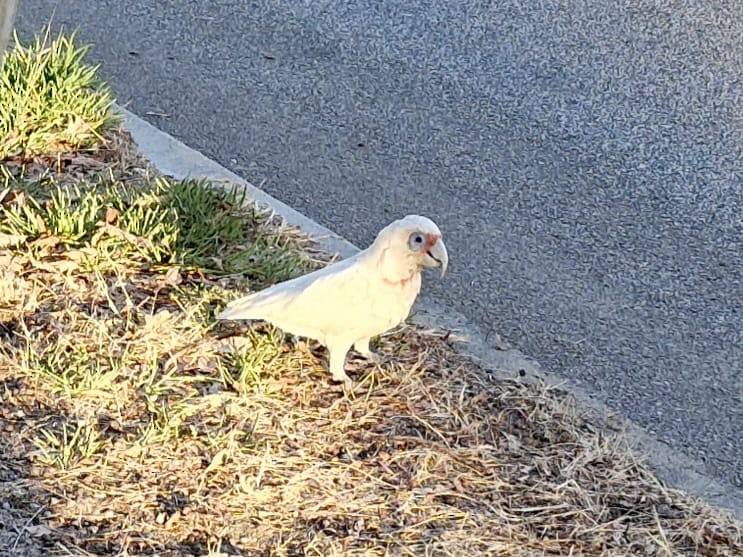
[118,106,743,518]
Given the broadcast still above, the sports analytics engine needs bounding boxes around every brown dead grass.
[0,130,741,557]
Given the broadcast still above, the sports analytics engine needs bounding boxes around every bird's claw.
[331,371,353,384]
[332,374,356,394]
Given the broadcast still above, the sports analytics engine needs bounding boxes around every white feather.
[216,215,446,383]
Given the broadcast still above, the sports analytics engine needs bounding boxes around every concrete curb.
[118,106,743,518]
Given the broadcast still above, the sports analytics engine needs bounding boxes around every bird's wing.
[216,253,369,334]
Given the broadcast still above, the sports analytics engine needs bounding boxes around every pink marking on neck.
[383,275,413,287]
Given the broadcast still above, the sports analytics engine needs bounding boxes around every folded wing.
[216,254,370,342]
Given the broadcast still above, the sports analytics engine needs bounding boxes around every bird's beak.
[424,236,448,277]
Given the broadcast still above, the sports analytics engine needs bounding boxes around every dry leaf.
[164,266,182,286]
[0,233,26,248]
[0,188,24,206]
[30,235,60,251]
[104,207,120,225]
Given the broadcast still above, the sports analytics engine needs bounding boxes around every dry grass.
[0,132,741,557]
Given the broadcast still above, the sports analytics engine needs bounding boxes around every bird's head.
[373,215,448,282]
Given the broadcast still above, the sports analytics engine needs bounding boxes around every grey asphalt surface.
[16,1,742,492]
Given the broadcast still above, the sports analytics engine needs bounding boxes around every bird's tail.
[215,292,263,320]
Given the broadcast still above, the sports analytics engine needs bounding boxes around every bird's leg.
[353,337,381,364]
[327,343,352,383]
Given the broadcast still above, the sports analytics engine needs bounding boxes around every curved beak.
[424,237,448,277]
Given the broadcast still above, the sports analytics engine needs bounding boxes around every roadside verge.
[119,106,743,519]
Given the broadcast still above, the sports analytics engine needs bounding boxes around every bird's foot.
[358,350,382,365]
[331,370,353,384]
[353,339,382,365]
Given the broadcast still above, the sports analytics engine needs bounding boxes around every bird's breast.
[365,272,422,334]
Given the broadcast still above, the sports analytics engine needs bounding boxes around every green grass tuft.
[0,176,310,280]
[30,421,105,470]
[163,179,308,280]
[219,327,287,393]
[0,28,118,159]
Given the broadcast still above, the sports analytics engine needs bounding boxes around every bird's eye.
[408,232,425,251]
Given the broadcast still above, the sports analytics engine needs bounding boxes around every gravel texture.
[15,0,743,491]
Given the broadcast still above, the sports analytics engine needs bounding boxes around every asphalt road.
[16,1,742,493]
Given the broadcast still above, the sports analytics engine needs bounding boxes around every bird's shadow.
[210,320,384,383]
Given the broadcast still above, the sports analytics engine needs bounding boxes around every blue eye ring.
[408,232,425,251]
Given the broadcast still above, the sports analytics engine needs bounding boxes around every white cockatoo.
[216,215,448,383]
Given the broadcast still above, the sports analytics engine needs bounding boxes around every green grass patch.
[0,175,311,281]
[0,29,118,159]
[30,420,106,471]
